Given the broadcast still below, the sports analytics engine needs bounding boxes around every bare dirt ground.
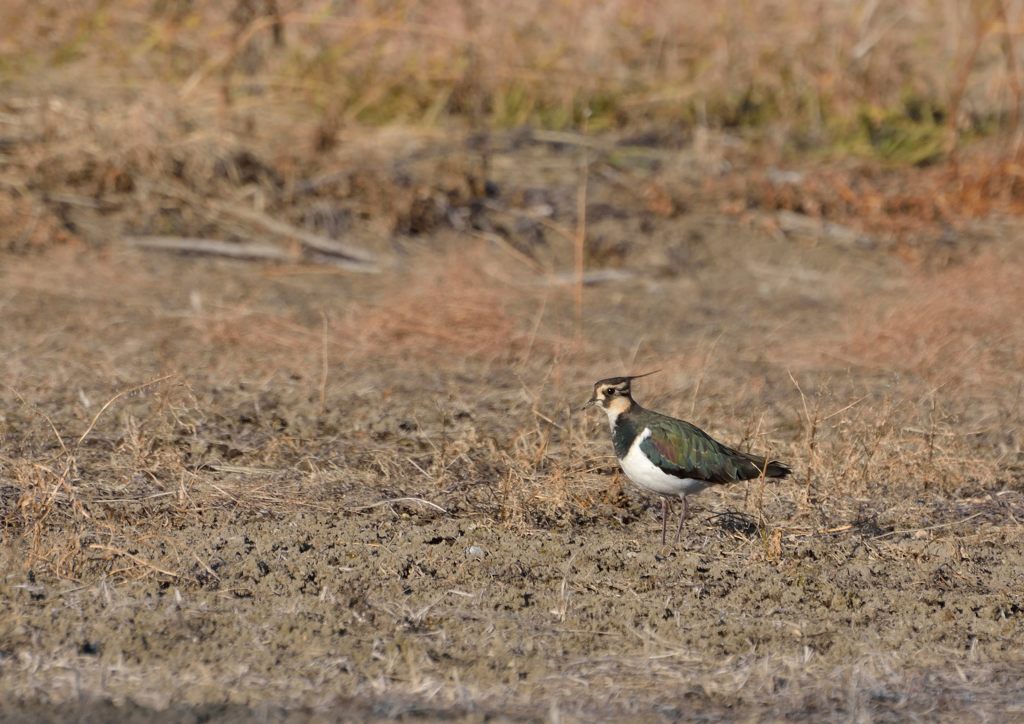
[3,100,1024,720]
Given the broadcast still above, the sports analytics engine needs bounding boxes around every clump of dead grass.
[339,249,529,363]
[0,192,79,253]
[495,424,586,529]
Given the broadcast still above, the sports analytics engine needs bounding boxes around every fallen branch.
[776,210,876,250]
[138,181,382,270]
[541,269,636,287]
[124,236,293,261]
[126,235,380,272]
[210,200,378,264]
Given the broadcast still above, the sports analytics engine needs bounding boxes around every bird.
[583,371,791,545]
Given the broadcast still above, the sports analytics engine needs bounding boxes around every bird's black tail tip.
[766,461,792,479]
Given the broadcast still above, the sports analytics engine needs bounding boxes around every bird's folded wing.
[641,418,768,483]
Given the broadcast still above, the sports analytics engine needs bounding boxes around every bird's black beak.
[581,397,599,411]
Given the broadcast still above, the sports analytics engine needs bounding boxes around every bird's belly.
[619,439,710,497]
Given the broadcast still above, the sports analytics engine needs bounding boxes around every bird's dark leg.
[672,495,689,545]
[661,498,670,546]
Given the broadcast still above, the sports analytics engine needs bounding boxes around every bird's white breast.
[619,428,710,497]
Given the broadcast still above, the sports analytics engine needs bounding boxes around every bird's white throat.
[603,396,632,431]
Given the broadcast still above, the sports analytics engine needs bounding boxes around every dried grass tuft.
[0,192,79,253]
[341,251,527,363]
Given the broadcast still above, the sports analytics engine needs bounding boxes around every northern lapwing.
[583,372,791,545]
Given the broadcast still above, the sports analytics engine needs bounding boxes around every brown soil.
[2,123,1024,722]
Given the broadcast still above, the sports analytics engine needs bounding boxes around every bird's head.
[582,370,659,414]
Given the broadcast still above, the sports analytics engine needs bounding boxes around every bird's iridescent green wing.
[639,414,771,483]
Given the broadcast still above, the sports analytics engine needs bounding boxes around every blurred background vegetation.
[6,0,1024,264]
[3,0,1024,159]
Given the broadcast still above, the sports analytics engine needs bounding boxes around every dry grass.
[2,225,1020,572]
[2,241,1023,716]
[345,250,529,362]
[2,3,1024,720]
[3,0,1024,143]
